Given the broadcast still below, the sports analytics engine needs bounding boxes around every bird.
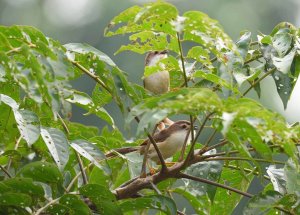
[143,50,174,129]
[106,120,196,164]
[143,50,169,95]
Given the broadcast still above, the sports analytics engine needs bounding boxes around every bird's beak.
[160,50,168,54]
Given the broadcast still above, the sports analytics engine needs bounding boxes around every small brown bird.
[144,50,173,129]
[143,50,170,95]
[106,120,196,163]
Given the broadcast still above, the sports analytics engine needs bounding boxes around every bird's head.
[145,50,168,66]
[167,120,198,134]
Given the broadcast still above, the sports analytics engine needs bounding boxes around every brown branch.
[178,173,253,198]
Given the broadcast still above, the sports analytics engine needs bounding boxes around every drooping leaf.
[59,194,91,215]
[2,177,44,198]
[17,161,62,184]
[244,191,297,215]
[236,31,252,59]
[0,192,32,207]
[40,127,69,171]
[71,140,111,175]
[119,195,177,215]
[14,109,40,146]
[211,163,254,215]
[64,43,116,67]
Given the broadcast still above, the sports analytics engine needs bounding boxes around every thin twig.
[71,60,112,94]
[176,32,188,87]
[225,164,270,180]
[244,54,263,64]
[6,135,22,175]
[242,67,276,96]
[199,139,228,155]
[183,112,213,166]
[146,130,168,172]
[0,164,11,178]
[65,163,93,193]
[56,112,88,185]
[203,157,285,164]
[34,197,61,215]
[179,173,253,198]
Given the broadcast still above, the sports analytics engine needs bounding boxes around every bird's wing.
[140,129,170,146]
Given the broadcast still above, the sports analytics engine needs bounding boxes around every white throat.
[148,54,167,66]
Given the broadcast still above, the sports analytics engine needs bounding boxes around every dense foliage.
[0,1,300,214]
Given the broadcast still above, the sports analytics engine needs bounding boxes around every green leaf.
[71,140,111,175]
[187,46,211,67]
[46,204,70,215]
[64,43,116,67]
[66,91,115,126]
[119,195,177,215]
[17,161,63,183]
[40,127,69,171]
[0,192,32,207]
[59,194,91,215]
[272,70,293,109]
[14,109,40,146]
[129,88,222,135]
[79,184,116,201]
[193,70,239,93]
[244,191,296,215]
[272,29,293,57]
[211,163,254,214]
[236,31,252,59]
[272,49,296,74]
[116,31,178,54]
[183,156,222,200]
[0,94,19,110]
[173,188,210,214]
[284,159,300,194]
[2,178,44,198]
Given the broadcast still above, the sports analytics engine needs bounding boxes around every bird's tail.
[106,147,139,158]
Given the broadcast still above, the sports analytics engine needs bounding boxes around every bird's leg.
[147,161,157,175]
[140,142,151,178]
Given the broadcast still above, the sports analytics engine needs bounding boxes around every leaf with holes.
[40,127,69,171]
[71,140,111,175]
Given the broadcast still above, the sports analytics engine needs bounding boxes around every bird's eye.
[181,124,187,129]
[154,51,158,54]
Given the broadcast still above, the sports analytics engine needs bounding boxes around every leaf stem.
[34,197,61,215]
[176,32,188,87]
[242,67,276,96]
[0,164,11,178]
[203,157,285,164]
[56,112,88,185]
[178,173,253,198]
[5,135,22,176]
[71,60,112,94]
